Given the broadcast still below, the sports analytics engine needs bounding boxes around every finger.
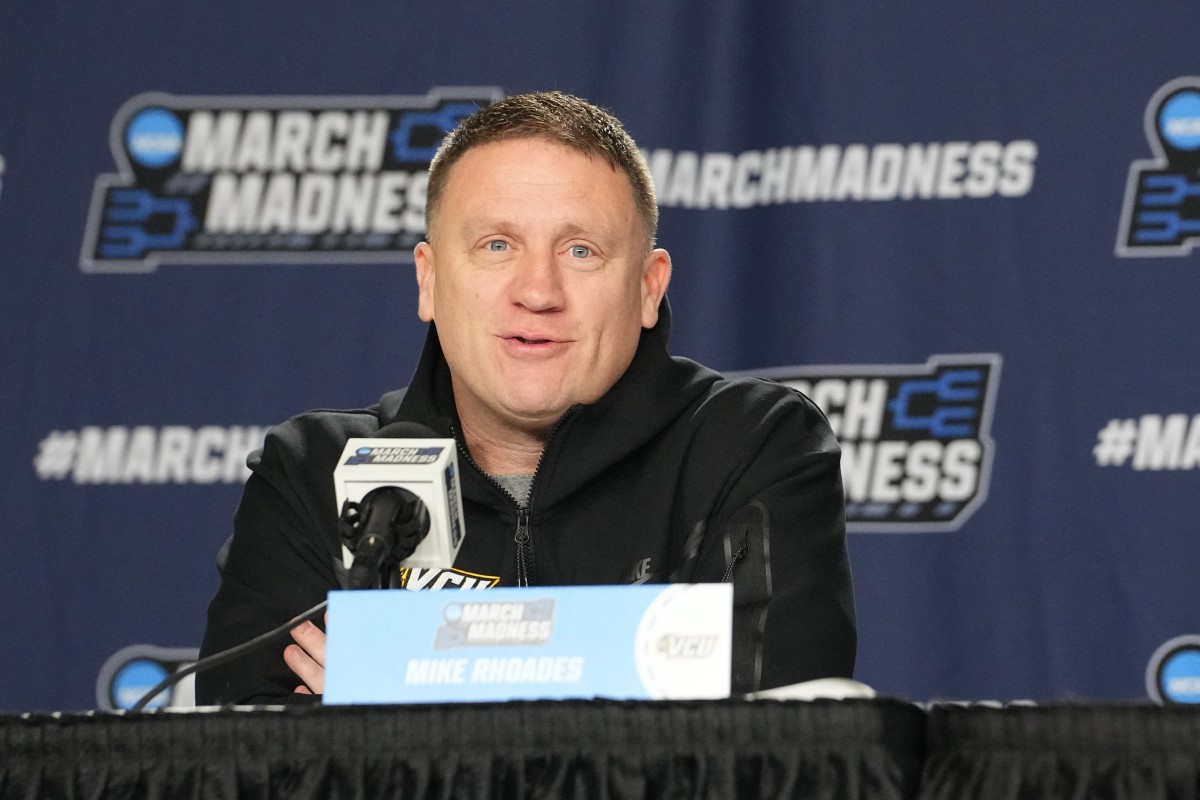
[289,620,327,667]
[294,684,313,695]
[283,643,325,695]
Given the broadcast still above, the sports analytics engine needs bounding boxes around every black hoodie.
[197,301,855,704]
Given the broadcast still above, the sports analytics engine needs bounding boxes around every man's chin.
[499,396,577,433]
[508,405,572,430]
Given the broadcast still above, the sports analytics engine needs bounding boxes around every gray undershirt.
[490,473,534,509]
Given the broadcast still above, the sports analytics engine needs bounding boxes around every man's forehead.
[434,138,639,231]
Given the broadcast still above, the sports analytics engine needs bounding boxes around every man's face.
[414,137,671,437]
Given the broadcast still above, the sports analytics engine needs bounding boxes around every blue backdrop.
[3,1,1199,711]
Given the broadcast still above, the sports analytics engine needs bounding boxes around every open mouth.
[513,336,553,345]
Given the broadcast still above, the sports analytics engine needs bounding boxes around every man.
[197,91,855,704]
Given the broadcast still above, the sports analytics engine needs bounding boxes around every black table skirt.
[1,698,925,800]
[919,703,1200,800]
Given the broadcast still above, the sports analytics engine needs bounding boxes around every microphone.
[334,422,465,590]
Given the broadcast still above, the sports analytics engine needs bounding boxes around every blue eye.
[488,240,508,252]
[569,245,591,258]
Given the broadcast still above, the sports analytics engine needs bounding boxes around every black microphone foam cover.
[374,421,439,439]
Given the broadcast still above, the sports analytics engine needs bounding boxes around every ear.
[414,241,436,323]
[639,248,672,328]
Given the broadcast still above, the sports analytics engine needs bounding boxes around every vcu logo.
[398,567,499,591]
[752,354,1001,532]
[1117,76,1200,257]
[81,87,502,272]
[657,635,718,658]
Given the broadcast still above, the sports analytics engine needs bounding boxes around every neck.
[458,412,549,474]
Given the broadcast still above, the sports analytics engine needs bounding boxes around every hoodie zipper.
[448,408,578,587]
[514,510,533,587]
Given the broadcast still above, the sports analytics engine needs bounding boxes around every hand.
[284,614,327,695]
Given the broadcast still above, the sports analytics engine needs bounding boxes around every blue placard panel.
[324,584,732,704]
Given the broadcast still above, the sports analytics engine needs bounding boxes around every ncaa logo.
[96,644,199,710]
[1146,635,1200,704]
[1116,76,1200,257]
[125,108,185,168]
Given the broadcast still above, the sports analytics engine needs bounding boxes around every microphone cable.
[129,599,328,714]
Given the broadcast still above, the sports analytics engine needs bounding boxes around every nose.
[509,247,565,312]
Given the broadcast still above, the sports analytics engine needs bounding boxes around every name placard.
[323,584,731,704]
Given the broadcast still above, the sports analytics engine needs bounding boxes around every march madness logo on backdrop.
[750,354,1001,532]
[80,87,502,273]
[1117,76,1200,257]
